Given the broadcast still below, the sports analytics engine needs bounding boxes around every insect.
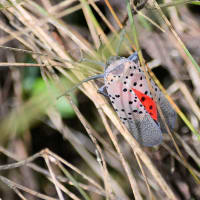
[68,52,176,146]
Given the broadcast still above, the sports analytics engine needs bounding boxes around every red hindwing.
[132,89,158,121]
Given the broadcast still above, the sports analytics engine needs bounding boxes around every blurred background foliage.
[0,0,200,199]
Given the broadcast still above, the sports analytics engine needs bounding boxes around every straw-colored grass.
[0,0,200,199]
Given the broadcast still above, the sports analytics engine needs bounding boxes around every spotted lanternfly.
[69,52,176,146]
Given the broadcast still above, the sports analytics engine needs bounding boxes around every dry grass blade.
[149,0,200,73]
[66,95,113,200]
[57,162,91,200]
[0,175,57,200]
[126,2,182,196]
[0,0,200,199]
[43,154,65,200]
[162,143,200,178]
[175,133,200,168]
[98,109,143,200]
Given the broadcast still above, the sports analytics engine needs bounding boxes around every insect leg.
[57,73,105,99]
[97,85,108,97]
[80,58,106,68]
[116,29,126,56]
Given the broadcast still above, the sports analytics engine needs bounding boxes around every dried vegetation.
[0,0,200,199]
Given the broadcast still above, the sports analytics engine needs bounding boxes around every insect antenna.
[80,58,106,68]
[116,29,126,56]
[57,73,104,99]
